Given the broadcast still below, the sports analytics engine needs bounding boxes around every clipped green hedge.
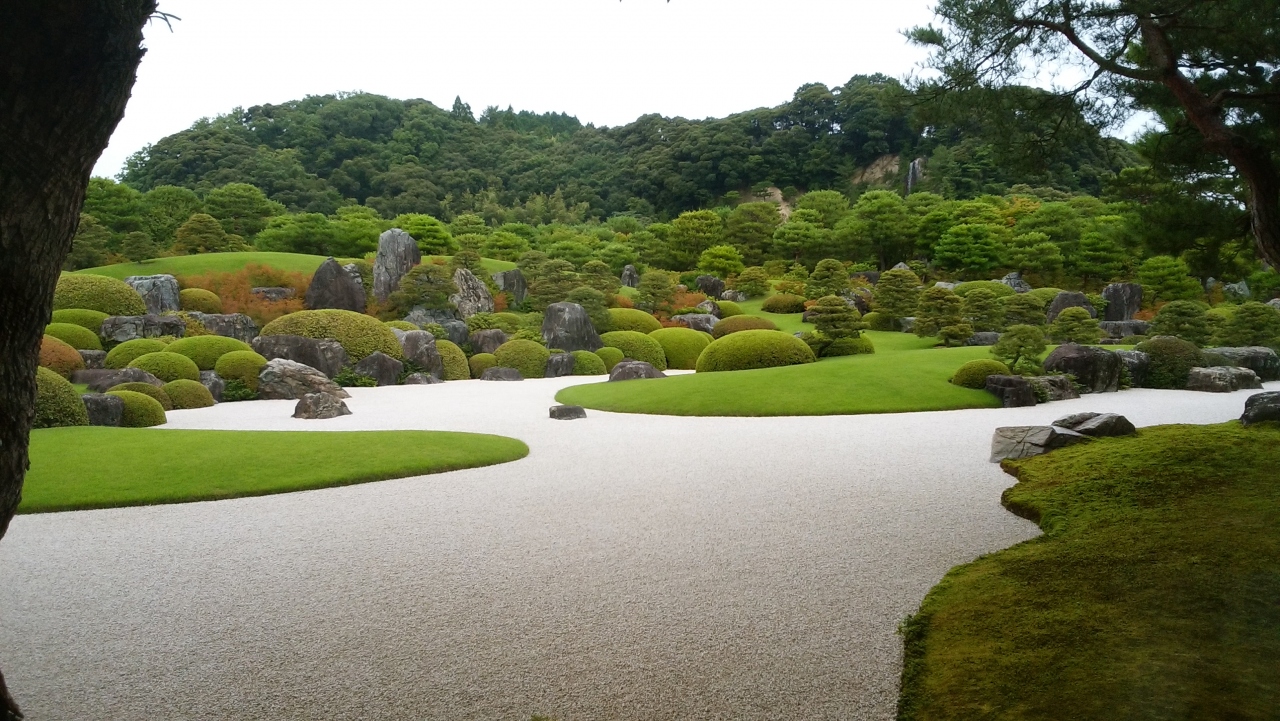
[1135,336,1204,389]
[108,382,174,411]
[384,320,419,332]
[39,334,85,378]
[954,280,1016,298]
[179,287,223,314]
[717,300,744,317]
[711,315,779,338]
[436,339,470,380]
[44,322,102,351]
[599,330,667,370]
[1025,287,1065,307]
[54,273,146,316]
[163,379,215,409]
[214,350,268,391]
[824,335,875,356]
[762,293,807,313]
[494,339,551,379]
[951,359,1012,388]
[50,308,109,333]
[696,329,816,373]
[469,353,498,378]
[105,338,169,369]
[595,346,624,371]
[607,307,663,333]
[126,351,201,382]
[34,367,89,429]
[570,350,607,375]
[649,327,711,370]
[106,389,168,427]
[165,335,252,370]
[261,309,402,360]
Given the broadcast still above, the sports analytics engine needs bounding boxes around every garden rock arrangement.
[1203,346,1279,381]
[1099,320,1150,341]
[609,360,666,382]
[124,274,181,314]
[257,359,350,400]
[1185,366,1262,393]
[541,302,602,352]
[999,272,1032,293]
[696,275,725,299]
[1052,412,1137,437]
[252,287,295,302]
[545,352,575,378]
[403,372,442,384]
[100,314,185,343]
[963,332,1000,346]
[372,228,420,302]
[79,350,106,369]
[990,425,1090,462]
[1027,375,1078,402]
[984,375,1036,408]
[1240,391,1280,425]
[470,329,508,355]
[77,368,163,392]
[1043,344,1121,393]
[620,264,639,288]
[292,392,351,419]
[199,370,225,402]
[672,313,718,334]
[306,257,366,312]
[1101,282,1142,321]
[1115,350,1151,388]
[251,335,349,379]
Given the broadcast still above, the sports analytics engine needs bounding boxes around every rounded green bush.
[954,281,1015,298]
[214,350,268,391]
[261,309,402,360]
[1135,336,1205,389]
[711,315,779,338]
[469,353,498,378]
[39,334,84,378]
[824,335,876,356]
[491,312,524,333]
[105,338,169,369]
[384,320,419,332]
[126,351,200,382]
[951,359,1012,388]
[44,322,103,351]
[53,273,146,316]
[162,379,215,409]
[607,307,663,333]
[34,367,89,429]
[179,287,223,314]
[108,382,173,411]
[861,311,894,331]
[761,293,807,314]
[165,335,252,370]
[649,327,711,370]
[570,350,607,375]
[1025,287,1065,307]
[696,329,817,373]
[106,389,167,427]
[717,300,744,317]
[436,339,470,380]
[493,339,551,379]
[50,308,110,333]
[599,330,667,370]
[595,346,624,371]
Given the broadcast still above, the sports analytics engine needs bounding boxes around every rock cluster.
[1052,412,1136,437]
[492,269,527,304]
[989,425,1089,462]
[185,312,259,342]
[81,393,123,426]
[671,314,718,334]
[1202,346,1279,381]
[984,375,1036,407]
[1043,344,1120,393]
[400,331,444,378]
[74,368,163,393]
[354,351,403,386]
[545,352,575,378]
[293,392,351,419]
[470,329,508,355]
[1027,375,1078,402]
[1101,283,1142,321]
[1045,291,1096,322]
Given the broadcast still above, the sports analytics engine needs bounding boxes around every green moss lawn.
[898,421,1280,720]
[78,251,515,279]
[22,427,528,513]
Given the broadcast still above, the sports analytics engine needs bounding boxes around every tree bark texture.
[1,2,155,717]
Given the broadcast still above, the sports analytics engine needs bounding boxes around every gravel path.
[2,378,1272,720]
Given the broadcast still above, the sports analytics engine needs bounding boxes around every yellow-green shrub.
[106,389,167,427]
[105,338,168,369]
[165,335,252,370]
[761,293,807,313]
[607,307,662,333]
[711,315,778,338]
[34,367,88,428]
[53,273,146,316]
[384,320,418,331]
[436,339,469,380]
[163,379,215,409]
[695,329,816,373]
[214,350,268,391]
[127,351,201,382]
[595,346,624,371]
[50,308,109,333]
[599,330,667,370]
[44,322,102,350]
[261,309,402,360]
[951,359,1012,388]
[108,382,173,410]
[469,353,498,378]
[179,287,223,314]
[648,327,711,370]
[494,339,551,379]
[570,350,607,375]
[717,301,744,317]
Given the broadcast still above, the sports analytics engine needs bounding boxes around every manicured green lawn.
[22,427,528,513]
[556,331,999,416]
[898,422,1280,720]
[79,252,515,279]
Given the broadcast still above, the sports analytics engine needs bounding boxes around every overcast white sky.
[93,0,943,178]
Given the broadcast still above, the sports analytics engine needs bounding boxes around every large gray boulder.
[99,314,185,344]
[399,331,444,378]
[672,313,718,334]
[1043,344,1121,393]
[469,329,509,355]
[186,312,259,342]
[542,302,602,352]
[293,393,351,419]
[1203,346,1280,381]
[609,360,666,382]
[439,319,469,346]
[1027,375,1079,402]
[1101,283,1143,321]
[696,275,725,300]
[1186,366,1262,393]
[1241,391,1280,426]
[1046,291,1097,322]
[257,359,350,400]
[492,269,527,304]
[1052,412,1136,437]
[480,367,523,381]
[545,352,575,378]
[984,375,1037,407]
[78,350,106,369]
[999,272,1033,294]
[842,288,873,313]
[124,274,180,314]
[306,257,367,312]
[403,307,460,327]
[199,370,225,402]
[251,335,349,379]
[372,228,421,302]
[450,268,494,318]
[621,264,639,288]
[989,425,1091,463]
[74,368,163,392]
[81,393,123,426]
[1116,350,1151,388]
[354,351,403,386]
[1099,320,1150,340]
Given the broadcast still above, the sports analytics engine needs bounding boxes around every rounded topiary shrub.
[954,280,1016,298]
[1025,287,1065,307]
[261,309,402,360]
[1135,336,1205,389]
[599,330,667,370]
[384,320,419,332]
[761,293,807,314]
[595,346,624,371]
[165,335,252,370]
[179,287,223,314]
[861,311,894,331]
[570,349,607,375]
[436,339,470,380]
[127,351,201,382]
[108,382,173,410]
[717,300,744,318]
[607,308,663,333]
[39,334,84,378]
[105,338,169,369]
[469,353,498,378]
[696,329,817,373]
[53,273,146,316]
[711,315,779,339]
[951,359,1012,388]
[824,335,875,356]
[106,389,167,427]
[163,379,215,409]
[649,327,711,370]
[44,321,102,351]
[34,367,89,428]
[214,350,268,391]
[494,339,551,379]
[50,308,110,333]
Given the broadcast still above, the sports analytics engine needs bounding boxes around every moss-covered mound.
[436,339,470,380]
[165,335,253,370]
[179,287,223,314]
[696,329,816,373]
[384,320,418,332]
[711,315,779,338]
[951,359,1012,388]
[1135,336,1205,389]
[126,351,201,382]
[50,308,110,334]
[44,322,102,351]
[595,346,624,371]
[599,330,667,370]
[261,309,402,360]
[214,350,268,391]
[649,327,711,370]
[54,273,146,316]
[108,382,174,411]
[105,338,169,369]
[39,335,84,379]
[824,335,876,356]
[469,353,498,378]
[105,390,168,427]
[570,350,607,375]
[163,379,216,409]
[494,339,551,379]
[607,308,663,333]
[762,293,807,313]
[34,367,89,429]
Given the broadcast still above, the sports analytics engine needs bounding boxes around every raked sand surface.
[2,376,1274,720]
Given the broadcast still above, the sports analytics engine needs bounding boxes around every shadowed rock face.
[124,274,180,314]
[99,314,185,344]
[549,404,586,420]
[545,353,575,378]
[257,359,350,400]
[696,275,725,299]
[74,368,163,393]
[306,257,366,312]
[984,375,1036,407]
[492,269,527,303]
[1101,282,1142,321]
[252,335,349,379]
[373,228,420,302]
[354,351,403,387]
[199,371,225,402]
[480,367,523,381]
[1045,291,1096,322]
[542,302,602,352]
[1116,350,1151,388]
[81,393,123,426]
[400,331,444,379]
[1241,391,1280,425]
[1043,344,1121,393]
[1099,320,1150,339]
[621,265,639,288]
[1000,272,1032,293]
[1185,366,1261,393]
[1203,346,1280,381]
[608,360,666,382]
[1052,412,1136,437]
[672,314,717,334]
[469,329,508,355]
[293,393,351,419]
[185,312,259,342]
[450,268,494,318]
[1027,375,1078,402]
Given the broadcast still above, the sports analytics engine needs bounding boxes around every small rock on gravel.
[549,405,587,420]
[480,367,523,381]
[990,425,1091,462]
[1186,366,1261,393]
[609,361,666,382]
[402,372,442,385]
[293,393,352,419]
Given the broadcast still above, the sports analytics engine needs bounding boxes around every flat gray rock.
[549,405,587,420]
[695,300,721,318]
[293,392,351,420]
[963,331,1001,347]
[78,350,106,369]
[1186,366,1261,393]
[1027,375,1078,402]
[402,372,442,385]
[990,425,1091,463]
[1241,391,1280,426]
[1203,346,1280,382]
[720,289,748,302]
[469,329,509,355]
[185,312,259,342]
[671,313,718,334]
[80,393,123,427]
[253,287,295,302]
[1053,412,1135,437]
[403,307,460,327]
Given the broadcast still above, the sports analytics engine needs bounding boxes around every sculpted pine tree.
[1,4,157,716]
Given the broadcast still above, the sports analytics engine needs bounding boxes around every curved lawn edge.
[22,428,529,513]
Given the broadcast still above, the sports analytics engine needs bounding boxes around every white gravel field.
[1,377,1273,721]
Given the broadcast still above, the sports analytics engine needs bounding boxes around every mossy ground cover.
[22,427,528,513]
[898,422,1280,721]
[78,252,515,280]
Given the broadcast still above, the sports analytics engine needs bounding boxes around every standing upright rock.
[124,274,181,314]
[1043,344,1121,393]
[307,257,367,312]
[1046,291,1097,322]
[492,269,527,304]
[1101,283,1143,321]
[696,275,725,300]
[621,265,639,288]
[542,302,603,352]
[449,268,494,318]
[372,228,421,302]
[399,330,444,378]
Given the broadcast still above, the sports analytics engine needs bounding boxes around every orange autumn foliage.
[179,264,311,326]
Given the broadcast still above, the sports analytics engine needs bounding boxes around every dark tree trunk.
[0,2,155,717]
